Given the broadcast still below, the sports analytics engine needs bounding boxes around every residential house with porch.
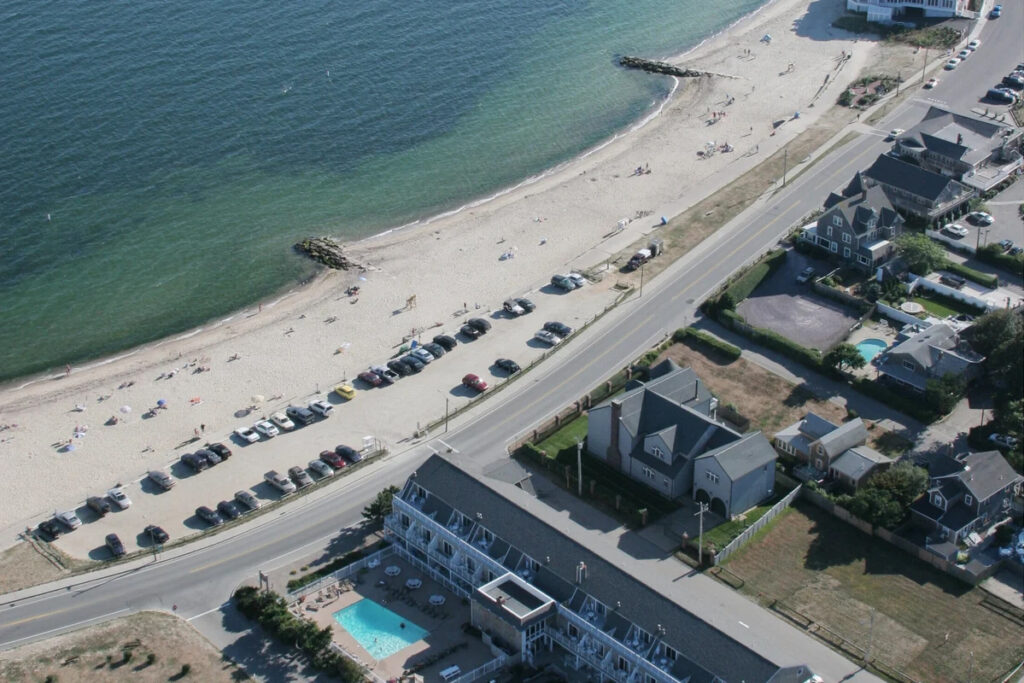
[845,0,968,23]
[385,454,818,683]
[801,185,904,271]
[773,413,892,489]
[910,450,1022,542]
[855,153,974,222]
[586,360,777,517]
[892,106,1023,192]
[875,322,984,392]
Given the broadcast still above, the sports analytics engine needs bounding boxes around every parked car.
[410,347,434,364]
[515,297,536,313]
[181,452,209,472]
[335,444,362,463]
[567,272,587,288]
[422,342,446,359]
[320,450,347,469]
[942,223,968,237]
[56,510,82,530]
[967,39,980,50]
[534,330,561,346]
[358,370,384,386]
[145,524,169,544]
[87,495,111,516]
[309,459,333,478]
[234,426,260,443]
[887,128,904,140]
[551,274,576,290]
[997,239,1014,251]
[467,318,491,334]
[503,299,525,316]
[944,58,960,70]
[432,334,458,351]
[402,354,425,372]
[148,469,175,490]
[495,358,521,374]
[462,374,488,392]
[269,411,296,431]
[990,3,1001,17]
[957,49,970,60]
[195,447,220,466]
[288,466,314,489]
[460,324,482,339]
[206,442,232,460]
[1004,74,1024,90]
[38,519,63,540]
[967,211,993,225]
[264,470,296,494]
[107,486,132,510]
[308,399,334,417]
[989,433,1019,449]
[217,500,243,520]
[334,383,356,400]
[544,321,573,338]
[254,420,280,438]
[796,266,815,283]
[939,273,966,289]
[105,533,126,557]
[924,77,939,89]
[370,365,399,384]
[285,405,316,425]
[387,359,414,377]
[234,490,262,510]
[987,87,1017,104]
[1010,246,1023,256]
[196,506,223,526]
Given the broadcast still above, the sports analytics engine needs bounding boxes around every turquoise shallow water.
[334,599,428,660]
[0,0,767,381]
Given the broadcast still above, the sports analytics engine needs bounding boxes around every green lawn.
[725,502,1024,682]
[702,501,774,550]
[534,415,589,457]
[911,295,959,318]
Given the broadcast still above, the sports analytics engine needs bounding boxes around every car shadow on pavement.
[217,603,334,682]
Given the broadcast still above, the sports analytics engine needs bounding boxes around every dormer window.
[651,445,664,459]
[932,493,945,509]
[903,360,915,371]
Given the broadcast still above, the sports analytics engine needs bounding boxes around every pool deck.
[846,321,900,380]
[295,557,496,681]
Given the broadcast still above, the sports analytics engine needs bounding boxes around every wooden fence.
[714,484,802,565]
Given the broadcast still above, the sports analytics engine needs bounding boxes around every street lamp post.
[695,503,709,565]
[639,261,646,297]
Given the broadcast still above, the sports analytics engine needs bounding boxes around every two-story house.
[875,322,984,392]
[773,413,892,489]
[892,107,1022,192]
[910,450,1023,542]
[845,0,967,23]
[693,432,776,517]
[801,185,904,270]
[587,360,777,516]
[855,154,975,221]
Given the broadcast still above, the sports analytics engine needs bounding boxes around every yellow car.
[334,384,356,400]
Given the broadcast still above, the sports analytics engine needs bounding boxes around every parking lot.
[735,249,860,352]
[975,178,1024,252]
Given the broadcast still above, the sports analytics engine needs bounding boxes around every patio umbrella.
[119,405,132,414]
[251,394,265,405]
[156,399,167,407]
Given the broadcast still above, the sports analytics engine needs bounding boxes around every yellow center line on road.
[4,607,69,628]
[187,534,301,574]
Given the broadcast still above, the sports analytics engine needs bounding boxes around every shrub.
[976,244,1024,278]
[180,663,192,676]
[944,261,998,289]
[674,327,742,361]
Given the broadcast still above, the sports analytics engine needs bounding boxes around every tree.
[895,233,947,275]
[866,462,927,508]
[968,309,1022,357]
[925,372,965,414]
[824,343,866,372]
[848,487,904,528]
[361,485,399,523]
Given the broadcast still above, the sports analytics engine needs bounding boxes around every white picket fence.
[714,485,802,565]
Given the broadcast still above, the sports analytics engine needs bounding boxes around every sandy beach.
[0,0,889,550]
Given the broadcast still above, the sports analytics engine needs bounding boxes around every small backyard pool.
[333,599,428,660]
[855,338,887,363]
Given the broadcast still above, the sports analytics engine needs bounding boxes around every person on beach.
[65,364,71,376]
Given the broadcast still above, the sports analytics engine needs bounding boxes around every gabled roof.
[817,418,868,458]
[830,446,891,482]
[798,413,839,440]
[408,455,783,682]
[884,322,983,372]
[862,154,967,203]
[696,432,777,481]
[903,106,1018,167]
[956,451,1023,501]
[611,365,716,439]
[820,186,902,237]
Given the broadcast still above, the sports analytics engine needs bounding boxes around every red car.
[358,371,382,387]
[462,374,488,392]
[320,450,346,469]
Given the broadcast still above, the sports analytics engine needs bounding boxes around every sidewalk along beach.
[0,0,891,548]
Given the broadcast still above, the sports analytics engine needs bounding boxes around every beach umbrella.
[119,405,132,414]
[156,399,167,407]
[251,394,265,405]
[65,443,76,452]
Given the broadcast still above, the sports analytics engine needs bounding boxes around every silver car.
[56,510,82,529]
[410,347,434,364]
[234,490,262,510]
[308,459,334,478]
[148,469,175,490]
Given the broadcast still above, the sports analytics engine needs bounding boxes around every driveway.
[976,177,1024,253]
[736,249,860,351]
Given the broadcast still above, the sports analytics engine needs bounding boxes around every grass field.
[725,502,1024,682]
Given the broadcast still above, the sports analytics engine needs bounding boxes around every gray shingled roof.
[957,451,1022,502]
[696,432,777,481]
[817,418,868,458]
[408,455,783,683]
[905,106,1015,167]
[863,154,965,202]
[830,446,891,482]
[824,185,901,237]
[878,323,983,390]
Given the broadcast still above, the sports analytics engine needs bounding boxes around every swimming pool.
[333,599,428,660]
[855,338,887,363]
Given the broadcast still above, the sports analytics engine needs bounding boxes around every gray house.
[693,432,776,517]
[587,361,776,516]
[910,451,1023,542]
[855,154,974,221]
[829,446,893,491]
[875,322,984,392]
[774,413,891,489]
[802,185,904,270]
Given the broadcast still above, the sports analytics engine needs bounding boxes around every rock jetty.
[618,56,707,79]
[294,237,360,270]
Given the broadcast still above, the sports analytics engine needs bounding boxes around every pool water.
[333,599,428,660]
[855,338,887,363]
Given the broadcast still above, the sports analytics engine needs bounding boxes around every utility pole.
[576,441,583,497]
[694,503,709,565]
[921,47,928,83]
[783,148,788,187]
[896,70,901,96]
[639,261,646,297]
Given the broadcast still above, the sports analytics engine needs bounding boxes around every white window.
[827,225,833,237]
[663,478,670,488]
[844,247,851,258]
[964,494,973,506]
[706,471,719,484]
[830,242,838,253]
[833,215,843,227]
[641,466,655,480]
[858,255,870,265]
[902,360,915,371]
[651,445,663,458]
[843,233,851,244]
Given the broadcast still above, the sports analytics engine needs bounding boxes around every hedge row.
[720,309,823,368]
[850,377,937,423]
[720,249,787,303]
[286,547,369,592]
[943,261,998,289]
[976,244,1024,278]
[673,327,742,361]
[233,586,365,681]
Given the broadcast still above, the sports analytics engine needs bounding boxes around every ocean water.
[0,0,766,381]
